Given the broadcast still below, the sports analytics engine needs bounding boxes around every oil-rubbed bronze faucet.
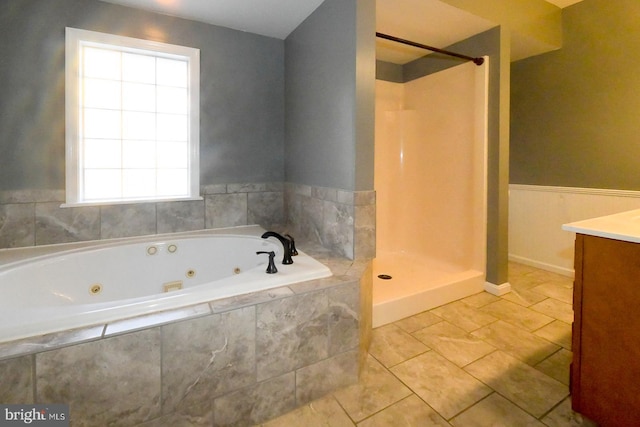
[256,251,278,274]
[261,231,294,264]
[285,234,298,256]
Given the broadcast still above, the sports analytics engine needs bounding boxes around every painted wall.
[0,0,285,191]
[511,0,640,190]
[0,0,377,258]
[284,0,375,192]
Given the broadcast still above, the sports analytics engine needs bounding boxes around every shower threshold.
[372,252,484,327]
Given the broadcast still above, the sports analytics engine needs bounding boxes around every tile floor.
[258,262,599,426]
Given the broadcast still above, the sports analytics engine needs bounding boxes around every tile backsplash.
[285,183,375,260]
[0,182,375,260]
[0,183,283,248]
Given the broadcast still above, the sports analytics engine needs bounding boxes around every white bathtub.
[0,226,332,343]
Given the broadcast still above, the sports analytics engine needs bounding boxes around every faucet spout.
[261,231,294,265]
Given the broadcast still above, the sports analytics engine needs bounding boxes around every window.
[65,28,200,205]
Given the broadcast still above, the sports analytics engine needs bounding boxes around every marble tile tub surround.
[285,183,376,260]
[0,242,373,426]
[0,182,376,261]
[0,183,285,248]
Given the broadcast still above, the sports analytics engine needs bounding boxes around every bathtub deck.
[372,252,484,327]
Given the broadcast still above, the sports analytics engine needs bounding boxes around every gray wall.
[511,0,640,190]
[376,27,510,286]
[0,0,285,191]
[354,0,376,192]
[284,0,375,192]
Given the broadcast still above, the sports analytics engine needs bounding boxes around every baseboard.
[484,281,511,296]
[509,254,574,278]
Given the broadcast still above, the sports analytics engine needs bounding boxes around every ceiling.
[376,0,495,64]
[100,0,326,39]
[101,0,584,63]
[546,0,583,7]
[377,0,584,64]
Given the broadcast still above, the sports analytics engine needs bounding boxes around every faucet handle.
[256,251,278,274]
[285,234,298,256]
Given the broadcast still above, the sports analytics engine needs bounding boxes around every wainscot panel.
[509,184,640,275]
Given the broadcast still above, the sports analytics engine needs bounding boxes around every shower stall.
[373,59,489,327]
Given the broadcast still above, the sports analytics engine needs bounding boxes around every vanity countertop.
[563,208,640,244]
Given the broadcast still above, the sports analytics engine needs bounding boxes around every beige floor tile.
[259,395,354,427]
[530,298,574,324]
[465,351,568,418]
[535,349,572,386]
[460,292,501,308]
[450,393,545,427]
[333,355,412,422]
[500,287,548,307]
[357,395,450,427]
[413,321,495,367]
[430,301,498,333]
[265,263,586,427]
[530,283,573,304]
[369,324,429,368]
[471,320,560,365]
[533,320,572,350]
[479,300,554,331]
[394,311,442,333]
[541,397,599,427]
[391,351,491,420]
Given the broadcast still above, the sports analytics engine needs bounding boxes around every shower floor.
[372,251,485,327]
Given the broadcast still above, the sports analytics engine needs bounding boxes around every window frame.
[64,27,201,206]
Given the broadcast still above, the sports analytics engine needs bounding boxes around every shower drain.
[377,274,393,280]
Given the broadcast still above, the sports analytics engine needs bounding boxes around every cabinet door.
[573,234,640,426]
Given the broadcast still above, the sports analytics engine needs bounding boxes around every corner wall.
[0,0,377,260]
[284,0,376,259]
[0,0,285,192]
[509,0,640,274]
[284,0,375,192]
[511,0,640,190]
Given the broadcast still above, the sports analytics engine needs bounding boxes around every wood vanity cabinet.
[571,233,640,426]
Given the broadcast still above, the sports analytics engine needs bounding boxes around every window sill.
[61,196,204,208]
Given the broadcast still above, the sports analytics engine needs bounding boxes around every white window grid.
[65,28,200,206]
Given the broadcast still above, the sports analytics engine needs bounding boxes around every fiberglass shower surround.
[372,57,489,327]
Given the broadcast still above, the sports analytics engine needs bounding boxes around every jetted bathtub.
[0,226,332,343]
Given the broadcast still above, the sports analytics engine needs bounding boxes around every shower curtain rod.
[376,32,485,66]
